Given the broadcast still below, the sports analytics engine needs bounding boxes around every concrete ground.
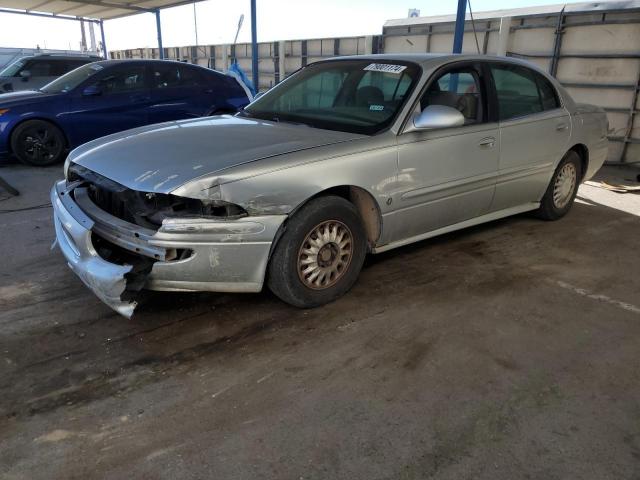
[1,161,639,480]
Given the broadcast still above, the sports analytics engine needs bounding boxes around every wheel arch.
[300,185,382,249]
[568,143,589,179]
[268,185,383,262]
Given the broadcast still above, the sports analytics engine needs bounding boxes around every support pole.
[550,8,566,77]
[452,0,467,54]
[497,16,511,56]
[221,44,229,71]
[89,21,97,53]
[99,20,108,59]
[278,40,286,83]
[156,9,164,59]
[250,0,258,91]
[80,19,87,52]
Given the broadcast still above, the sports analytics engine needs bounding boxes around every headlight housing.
[63,156,73,180]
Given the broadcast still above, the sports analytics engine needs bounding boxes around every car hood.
[0,89,56,105]
[69,115,364,194]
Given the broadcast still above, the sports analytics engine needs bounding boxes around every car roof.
[88,59,226,76]
[23,54,101,61]
[93,59,200,66]
[320,53,546,70]
[315,53,557,81]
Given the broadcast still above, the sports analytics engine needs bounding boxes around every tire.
[11,120,66,166]
[535,150,582,221]
[267,195,368,308]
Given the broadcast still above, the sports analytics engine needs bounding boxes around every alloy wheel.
[297,220,353,290]
[19,125,61,164]
[552,163,577,209]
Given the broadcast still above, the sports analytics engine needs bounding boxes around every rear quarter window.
[534,72,560,110]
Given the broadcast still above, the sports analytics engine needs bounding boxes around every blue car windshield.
[40,62,105,93]
[0,59,26,77]
[243,60,420,135]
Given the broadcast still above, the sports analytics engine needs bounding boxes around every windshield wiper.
[242,110,311,127]
[263,115,311,127]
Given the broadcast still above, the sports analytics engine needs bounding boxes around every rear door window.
[25,60,54,77]
[534,72,560,111]
[490,64,545,120]
[152,64,203,89]
[177,65,203,86]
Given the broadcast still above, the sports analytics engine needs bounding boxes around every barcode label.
[363,63,407,74]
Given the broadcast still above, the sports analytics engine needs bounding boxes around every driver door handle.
[478,136,496,148]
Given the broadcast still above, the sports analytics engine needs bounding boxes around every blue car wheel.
[11,119,66,166]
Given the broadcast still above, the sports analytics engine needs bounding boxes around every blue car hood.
[0,89,58,106]
[69,115,363,194]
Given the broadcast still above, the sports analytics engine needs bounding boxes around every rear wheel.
[267,196,367,308]
[536,150,582,220]
[11,120,66,166]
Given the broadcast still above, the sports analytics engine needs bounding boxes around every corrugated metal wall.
[109,35,378,89]
[110,4,640,164]
[383,5,640,163]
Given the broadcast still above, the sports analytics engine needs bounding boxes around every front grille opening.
[69,164,247,229]
[91,233,193,265]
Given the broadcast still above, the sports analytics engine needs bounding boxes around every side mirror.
[19,70,31,81]
[82,85,102,96]
[405,105,465,132]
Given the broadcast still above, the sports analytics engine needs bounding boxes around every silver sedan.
[52,54,609,317]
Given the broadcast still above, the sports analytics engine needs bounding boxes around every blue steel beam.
[156,9,164,59]
[452,0,467,54]
[99,19,108,59]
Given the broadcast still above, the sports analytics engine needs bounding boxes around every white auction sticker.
[363,63,407,74]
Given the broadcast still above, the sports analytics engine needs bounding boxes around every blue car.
[0,60,251,166]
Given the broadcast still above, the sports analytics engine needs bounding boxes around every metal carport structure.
[0,0,261,87]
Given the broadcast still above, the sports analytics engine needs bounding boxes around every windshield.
[0,59,26,77]
[40,62,105,93]
[243,60,421,135]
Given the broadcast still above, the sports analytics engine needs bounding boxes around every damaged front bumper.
[51,180,286,318]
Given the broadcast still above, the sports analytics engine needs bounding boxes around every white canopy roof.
[0,0,208,20]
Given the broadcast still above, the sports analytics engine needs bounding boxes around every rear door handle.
[478,136,496,148]
[556,123,569,131]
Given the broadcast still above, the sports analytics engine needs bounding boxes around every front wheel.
[535,151,582,221]
[11,120,66,166]
[267,196,367,308]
